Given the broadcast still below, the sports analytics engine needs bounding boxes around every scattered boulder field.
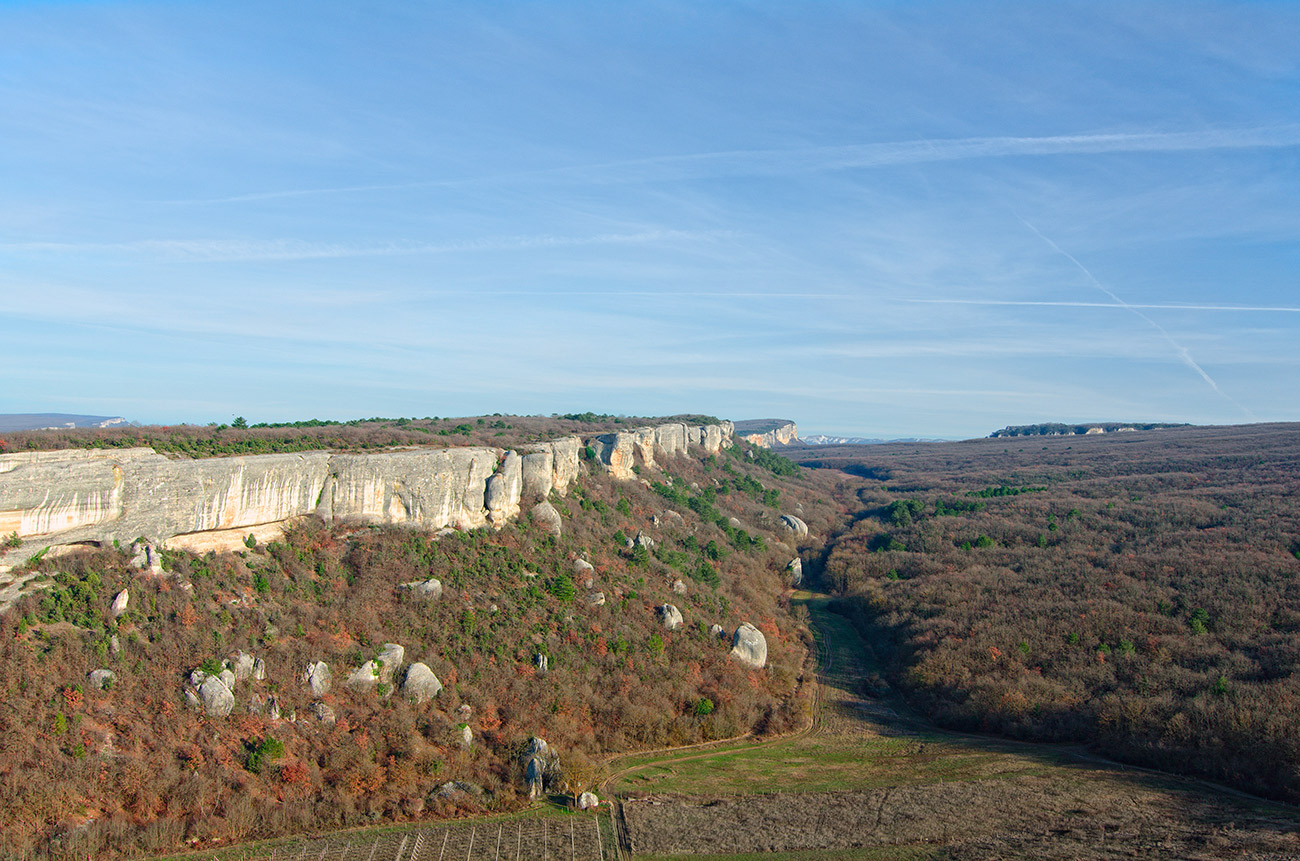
[0,415,834,859]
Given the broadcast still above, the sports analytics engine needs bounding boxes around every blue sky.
[2,1,1297,439]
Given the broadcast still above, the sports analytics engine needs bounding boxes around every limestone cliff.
[733,419,798,448]
[0,420,734,569]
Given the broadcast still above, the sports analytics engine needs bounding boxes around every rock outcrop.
[730,622,768,669]
[1,420,733,569]
[402,662,443,704]
[402,578,444,600]
[87,669,116,690]
[484,451,523,526]
[301,661,332,696]
[733,420,799,448]
[197,677,235,716]
[780,514,809,538]
[787,557,803,587]
[659,604,684,631]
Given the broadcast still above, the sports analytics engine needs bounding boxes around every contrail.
[1017,216,1256,419]
[904,298,1300,313]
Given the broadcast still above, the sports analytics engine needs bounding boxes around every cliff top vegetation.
[0,413,723,459]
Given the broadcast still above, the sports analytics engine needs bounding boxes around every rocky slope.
[0,416,831,860]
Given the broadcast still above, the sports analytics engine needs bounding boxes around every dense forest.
[792,424,1300,803]
[0,435,830,859]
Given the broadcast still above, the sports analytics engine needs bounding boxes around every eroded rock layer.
[0,421,733,565]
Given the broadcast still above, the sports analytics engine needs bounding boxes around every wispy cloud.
[172,125,1300,204]
[1017,217,1257,419]
[2,229,724,261]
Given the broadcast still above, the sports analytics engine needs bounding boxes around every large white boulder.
[730,622,768,670]
[402,662,443,704]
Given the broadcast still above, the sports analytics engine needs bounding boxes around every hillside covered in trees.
[796,424,1300,804]
[0,427,836,859]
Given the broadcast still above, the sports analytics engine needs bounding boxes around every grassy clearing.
[614,593,1060,797]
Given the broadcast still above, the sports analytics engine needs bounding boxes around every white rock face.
[659,604,684,631]
[730,622,768,669]
[109,590,129,619]
[252,658,266,681]
[302,661,332,696]
[0,421,732,562]
[485,451,523,526]
[787,557,803,587]
[521,450,554,500]
[402,662,443,704]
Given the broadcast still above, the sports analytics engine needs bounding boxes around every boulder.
[198,677,235,716]
[578,791,599,810]
[228,651,255,681]
[109,589,129,620]
[87,669,116,690]
[573,558,595,576]
[459,724,473,748]
[729,517,743,530]
[219,668,236,689]
[403,578,444,600]
[535,653,549,674]
[730,622,768,670]
[659,604,684,631]
[531,501,562,538]
[252,657,266,681]
[348,661,381,688]
[402,662,443,704]
[586,592,606,607]
[663,510,685,528]
[780,514,809,538]
[434,780,485,801]
[709,624,725,639]
[302,661,332,696]
[267,695,281,720]
[634,530,654,550]
[672,579,687,595]
[787,557,803,587]
[376,643,405,683]
[313,701,336,726]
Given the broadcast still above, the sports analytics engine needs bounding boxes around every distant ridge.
[0,413,130,432]
[989,421,1190,438]
[800,434,946,445]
